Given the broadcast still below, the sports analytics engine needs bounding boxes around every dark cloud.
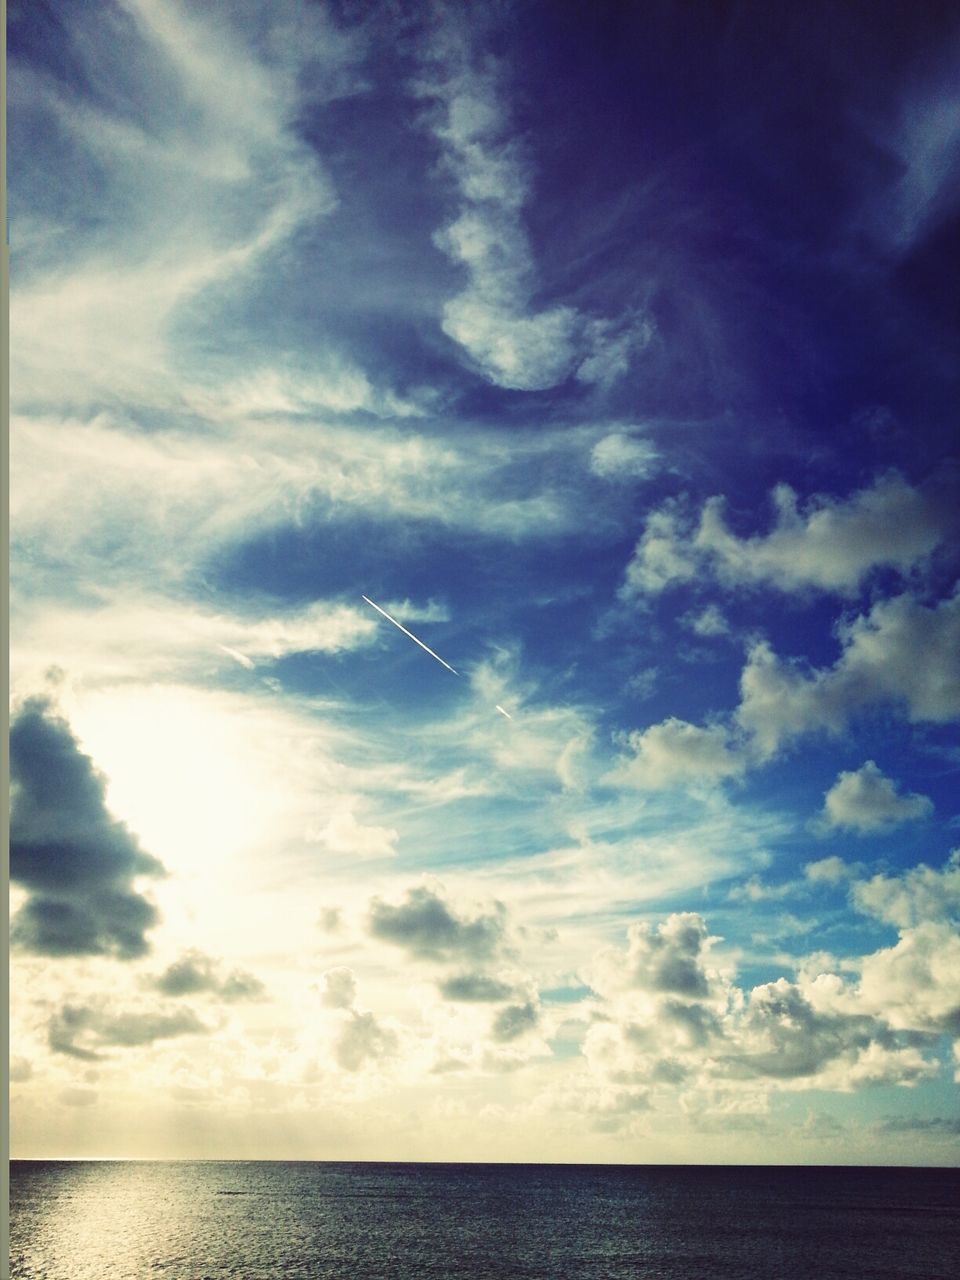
[10,697,166,959]
[491,1001,538,1042]
[729,980,896,1081]
[439,972,515,1002]
[153,950,265,1002]
[334,1010,397,1071]
[10,1057,34,1083]
[878,1115,960,1135]
[368,887,506,961]
[48,1002,210,1060]
[626,913,711,997]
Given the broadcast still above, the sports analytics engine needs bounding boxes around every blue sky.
[8,0,960,1163]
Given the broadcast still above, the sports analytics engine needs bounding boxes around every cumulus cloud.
[731,979,883,1081]
[623,914,715,998]
[368,887,506,962]
[607,718,746,790]
[334,1010,398,1071]
[439,973,515,1002]
[320,967,358,1010]
[821,761,933,833]
[589,432,659,480]
[736,588,960,758]
[621,471,957,599]
[153,950,265,1002]
[9,697,165,959]
[582,907,948,1100]
[857,921,960,1033]
[48,1002,210,1060]
[852,850,960,929]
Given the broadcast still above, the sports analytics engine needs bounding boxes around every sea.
[8,1161,960,1280]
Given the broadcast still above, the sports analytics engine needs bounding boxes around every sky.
[7,0,960,1165]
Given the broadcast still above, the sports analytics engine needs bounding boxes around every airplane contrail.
[362,595,459,675]
[495,704,512,719]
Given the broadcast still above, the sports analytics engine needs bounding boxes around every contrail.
[362,595,459,675]
[495,704,512,719]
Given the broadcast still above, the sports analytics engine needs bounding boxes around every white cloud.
[736,587,960,758]
[306,801,399,862]
[821,761,933,833]
[11,593,377,690]
[607,719,746,790]
[320,968,357,1010]
[686,605,730,637]
[621,472,957,599]
[10,412,584,617]
[852,850,960,928]
[10,1,357,411]
[589,432,659,480]
[804,856,850,885]
[857,921,960,1033]
[620,502,699,596]
[421,28,645,392]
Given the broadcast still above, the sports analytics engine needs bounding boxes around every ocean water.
[9,1160,960,1280]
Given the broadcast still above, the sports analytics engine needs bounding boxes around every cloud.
[9,697,165,959]
[852,850,960,929]
[686,605,730,638]
[48,1002,210,1060]
[368,886,506,962]
[621,472,957,599]
[857,921,960,1034]
[491,1001,539,1042]
[607,719,746,790]
[10,413,591,623]
[736,587,960,758]
[14,593,378,689]
[589,432,659,481]
[306,801,398,861]
[439,973,515,1002]
[320,967,358,1010]
[622,913,715,998]
[804,856,850,884]
[153,951,265,1002]
[736,1007,938,1091]
[10,1058,33,1083]
[421,23,646,391]
[9,0,352,412]
[580,903,951,1105]
[586,914,718,1011]
[821,761,933,833]
[334,1010,398,1071]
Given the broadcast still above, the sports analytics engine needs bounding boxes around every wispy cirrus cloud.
[419,16,650,391]
[10,0,362,412]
